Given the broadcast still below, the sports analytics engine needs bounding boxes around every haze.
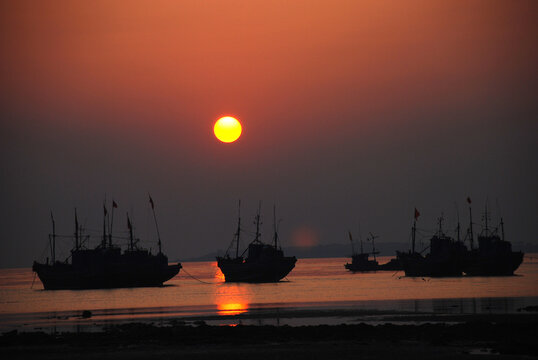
[1,0,536,268]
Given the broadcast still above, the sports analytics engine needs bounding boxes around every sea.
[1,255,537,332]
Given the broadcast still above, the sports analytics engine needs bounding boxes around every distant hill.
[180,242,410,262]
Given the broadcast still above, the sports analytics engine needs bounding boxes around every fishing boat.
[344,232,379,271]
[399,213,467,277]
[32,196,181,290]
[216,202,296,283]
[463,200,523,276]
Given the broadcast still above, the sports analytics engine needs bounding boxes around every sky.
[1,0,537,268]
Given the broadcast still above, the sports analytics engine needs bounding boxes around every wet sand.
[2,313,537,359]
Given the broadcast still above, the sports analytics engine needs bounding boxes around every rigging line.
[179,268,219,284]
[37,241,50,262]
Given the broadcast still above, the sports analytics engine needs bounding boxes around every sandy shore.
[2,313,537,359]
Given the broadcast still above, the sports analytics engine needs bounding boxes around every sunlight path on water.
[0,256,537,323]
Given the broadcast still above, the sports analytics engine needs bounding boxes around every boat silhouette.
[345,229,402,272]
[345,231,379,271]
[398,212,467,277]
[216,202,296,283]
[32,197,181,290]
[463,200,523,276]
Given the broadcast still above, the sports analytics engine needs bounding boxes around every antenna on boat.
[149,194,162,254]
[369,232,378,262]
[254,201,262,243]
[467,197,474,249]
[50,211,56,263]
[74,208,79,250]
[235,200,241,258]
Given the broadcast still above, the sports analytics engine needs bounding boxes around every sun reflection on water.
[217,302,248,315]
[213,265,251,315]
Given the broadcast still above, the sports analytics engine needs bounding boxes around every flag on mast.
[414,208,420,220]
[149,195,154,209]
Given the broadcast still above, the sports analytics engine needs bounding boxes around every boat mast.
[149,195,162,254]
[109,200,116,248]
[50,211,56,263]
[235,200,241,258]
[74,208,79,250]
[500,217,505,241]
[273,204,279,249]
[484,202,489,237]
[468,197,474,249]
[358,222,364,254]
[412,208,419,253]
[456,204,461,243]
[254,201,262,243]
[102,203,108,248]
[437,214,444,236]
[348,231,356,256]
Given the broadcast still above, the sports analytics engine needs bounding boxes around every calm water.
[1,255,537,331]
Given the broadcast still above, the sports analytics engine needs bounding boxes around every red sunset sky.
[1,0,536,267]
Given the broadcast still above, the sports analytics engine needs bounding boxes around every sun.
[214,116,242,143]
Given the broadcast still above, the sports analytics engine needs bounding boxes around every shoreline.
[2,314,538,359]
[2,295,538,333]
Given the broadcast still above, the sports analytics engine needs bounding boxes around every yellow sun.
[214,116,242,143]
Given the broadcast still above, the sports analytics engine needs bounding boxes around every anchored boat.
[399,213,467,277]
[345,231,379,271]
[216,202,296,283]
[32,197,181,290]
[463,200,523,276]
[345,230,403,272]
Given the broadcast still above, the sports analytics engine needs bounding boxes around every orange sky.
[3,1,534,136]
[0,0,537,267]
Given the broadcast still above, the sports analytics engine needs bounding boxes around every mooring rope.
[180,268,219,284]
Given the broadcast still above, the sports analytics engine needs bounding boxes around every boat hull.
[217,257,296,283]
[344,261,378,272]
[32,261,181,290]
[398,251,464,277]
[401,257,463,277]
[463,251,523,276]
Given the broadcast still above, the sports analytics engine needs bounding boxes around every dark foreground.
[2,315,537,359]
